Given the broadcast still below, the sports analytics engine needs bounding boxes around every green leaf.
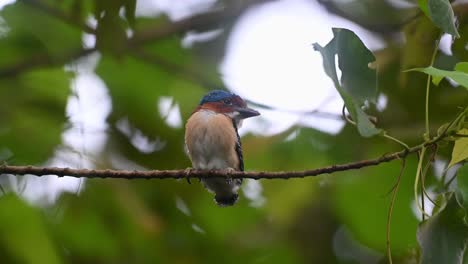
[0,195,62,264]
[124,0,137,26]
[95,30,204,168]
[0,69,71,164]
[448,129,468,168]
[457,164,468,213]
[418,0,430,17]
[426,0,459,37]
[417,193,468,264]
[0,2,82,59]
[58,191,121,259]
[313,28,381,137]
[96,12,128,56]
[406,66,468,89]
[431,75,444,86]
[335,29,378,104]
[455,62,468,74]
[453,21,468,61]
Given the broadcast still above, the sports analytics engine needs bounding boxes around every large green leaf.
[0,2,82,60]
[95,11,128,56]
[0,1,74,166]
[419,0,459,37]
[448,129,468,168]
[407,66,468,89]
[455,62,468,74]
[0,195,61,264]
[418,0,429,17]
[313,28,381,137]
[458,164,468,213]
[417,193,468,264]
[0,69,71,165]
[335,29,378,104]
[453,18,468,61]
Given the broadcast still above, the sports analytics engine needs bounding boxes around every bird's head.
[197,90,260,123]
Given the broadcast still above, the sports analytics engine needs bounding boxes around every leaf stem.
[421,157,437,206]
[415,147,431,218]
[383,133,410,150]
[444,171,459,189]
[424,38,440,140]
[342,104,356,125]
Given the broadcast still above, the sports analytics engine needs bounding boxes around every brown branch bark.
[128,0,271,47]
[317,0,423,34]
[0,139,440,180]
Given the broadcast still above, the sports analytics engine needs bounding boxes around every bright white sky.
[223,0,389,136]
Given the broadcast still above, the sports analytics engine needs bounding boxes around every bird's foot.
[222,168,236,184]
[184,167,195,184]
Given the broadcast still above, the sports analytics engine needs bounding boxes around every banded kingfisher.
[185,90,260,206]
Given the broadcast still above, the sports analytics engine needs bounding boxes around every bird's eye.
[223,99,232,105]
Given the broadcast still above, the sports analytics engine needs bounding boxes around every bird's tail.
[201,178,242,207]
[215,193,239,206]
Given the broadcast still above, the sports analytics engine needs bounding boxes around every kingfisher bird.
[185,90,260,206]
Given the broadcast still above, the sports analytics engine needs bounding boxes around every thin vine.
[386,158,407,264]
[414,36,441,219]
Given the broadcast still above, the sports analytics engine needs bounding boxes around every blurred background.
[0,0,467,263]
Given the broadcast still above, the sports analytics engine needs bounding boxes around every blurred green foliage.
[0,0,467,263]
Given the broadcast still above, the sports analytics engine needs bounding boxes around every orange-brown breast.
[185,110,240,170]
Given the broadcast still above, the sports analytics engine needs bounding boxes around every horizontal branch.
[0,139,438,180]
[128,0,271,47]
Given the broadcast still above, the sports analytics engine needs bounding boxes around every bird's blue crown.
[199,90,236,105]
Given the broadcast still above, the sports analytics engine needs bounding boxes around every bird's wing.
[232,120,244,171]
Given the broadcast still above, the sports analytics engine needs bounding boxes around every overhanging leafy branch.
[0,0,270,77]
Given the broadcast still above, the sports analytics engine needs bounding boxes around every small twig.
[421,146,438,206]
[424,37,440,140]
[383,133,410,150]
[245,98,344,120]
[421,176,425,221]
[414,147,431,219]
[444,172,458,189]
[317,0,422,33]
[128,0,271,48]
[341,104,410,150]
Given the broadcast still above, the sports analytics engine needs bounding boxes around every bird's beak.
[236,106,260,119]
